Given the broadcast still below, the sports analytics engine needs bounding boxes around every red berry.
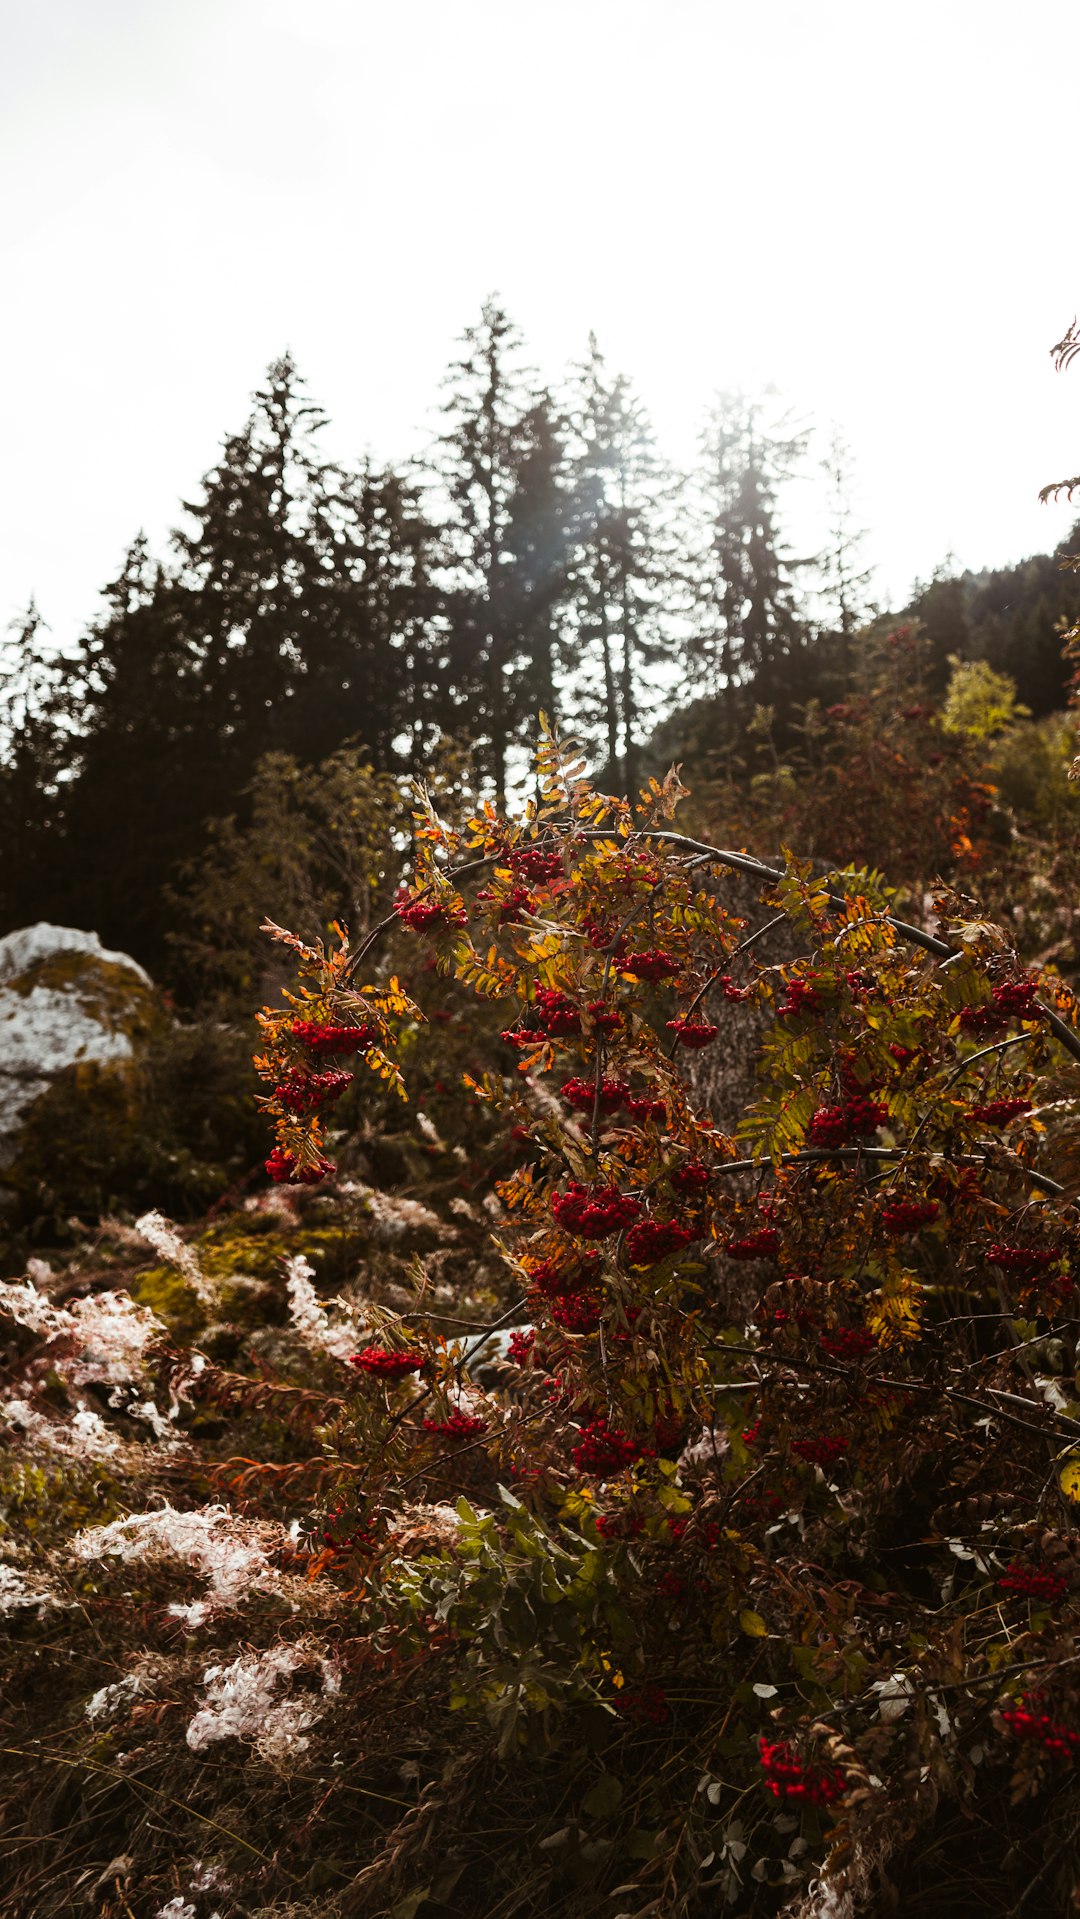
[422,1410,488,1439]
[667,1017,719,1049]
[880,1198,939,1236]
[290,1020,375,1055]
[791,1434,849,1468]
[395,898,468,931]
[533,989,582,1037]
[623,949,679,983]
[265,1145,335,1185]
[552,1183,643,1239]
[560,1075,630,1114]
[624,1218,696,1268]
[727,1229,780,1261]
[349,1347,423,1380]
[572,1418,648,1474]
[969,1098,1031,1126]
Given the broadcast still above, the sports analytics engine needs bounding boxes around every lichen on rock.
[0,923,164,1173]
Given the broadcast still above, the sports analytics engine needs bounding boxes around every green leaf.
[583,1771,624,1817]
[390,1887,430,1919]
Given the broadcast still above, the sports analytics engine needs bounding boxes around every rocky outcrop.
[0,924,162,1169]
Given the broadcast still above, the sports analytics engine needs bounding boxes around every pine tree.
[0,602,73,929]
[433,298,549,804]
[567,336,673,800]
[504,391,577,732]
[816,429,876,688]
[173,352,341,770]
[685,391,810,734]
[297,457,444,771]
[52,538,216,964]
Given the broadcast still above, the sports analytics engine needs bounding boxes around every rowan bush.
[7,717,1080,1917]
[246,720,1080,1910]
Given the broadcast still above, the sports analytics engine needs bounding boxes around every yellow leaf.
[739,1608,768,1638]
[1060,1455,1080,1504]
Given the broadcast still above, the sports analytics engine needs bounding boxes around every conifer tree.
[433,298,541,804]
[567,335,673,800]
[816,428,876,683]
[301,457,443,770]
[173,352,341,770]
[685,390,809,734]
[503,391,577,732]
[0,601,73,928]
[53,538,215,964]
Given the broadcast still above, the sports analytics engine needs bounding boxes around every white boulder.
[0,923,160,1166]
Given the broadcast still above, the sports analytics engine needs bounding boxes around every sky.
[3,0,1080,655]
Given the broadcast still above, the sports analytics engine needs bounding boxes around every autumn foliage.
[244,715,1080,1913]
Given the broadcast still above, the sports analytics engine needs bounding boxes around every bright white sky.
[3,0,1080,654]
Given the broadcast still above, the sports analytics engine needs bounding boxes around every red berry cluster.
[613,1685,670,1726]
[667,1516,723,1551]
[534,988,582,1037]
[623,948,679,982]
[889,1042,918,1068]
[560,1075,630,1113]
[997,1561,1069,1605]
[265,1146,336,1185]
[583,918,624,953]
[1001,1697,1080,1760]
[625,1092,666,1122]
[727,1228,781,1261]
[476,883,535,923]
[571,1418,648,1474]
[959,983,1042,1036]
[804,1105,850,1147]
[501,1028,537,1050]
[819,1326,876,1360]
[551,1183,643,1239]
[349,1347,424,1380]
[806,1095,889,1148]
[759,1738,846,1806]
[777,976,824,1020]
[988,1244,1060,1275]
[506,1329,536,1365]
[993,979,1040,1017]
[881,1198,940,1236]
[624,1218,696,1268]
[791,1435,850,1468]
[274,1067,353,1114]
[957,1004,1008,1037]
[290,1019,375,1054]
[395,897,467,931]
[552,1292,604,1334]
[969,1098,1031,1126]
[666,1017,719,1048]
[422,1410,488,1439]
[844,968,877,999]
[670,1159,710,1195]
[586,999,624,1035]
[596,1511,645,1541]
[718,975,754,1002]
[508,845,563,883]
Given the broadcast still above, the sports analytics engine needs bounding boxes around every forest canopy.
[3,301,1079,981]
